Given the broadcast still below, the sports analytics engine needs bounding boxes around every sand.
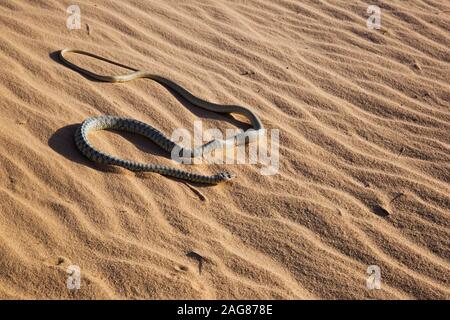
[0,0,449,299]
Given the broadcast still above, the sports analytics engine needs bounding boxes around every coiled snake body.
[60,49,264,184]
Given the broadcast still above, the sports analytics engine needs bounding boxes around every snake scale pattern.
[60,49,264,184]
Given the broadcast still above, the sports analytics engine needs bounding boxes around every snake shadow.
[49,50,104,83]
[163,85,252,130]
[48,124,220,187]
[48,124,94,167]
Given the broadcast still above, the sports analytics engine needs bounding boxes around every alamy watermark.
[367,5,381,30]
[66,5,81,30]
[66,265,81,290]
[170,122,279,175]
[366,265,381,290]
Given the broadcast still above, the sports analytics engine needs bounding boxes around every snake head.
[216,171,236,182]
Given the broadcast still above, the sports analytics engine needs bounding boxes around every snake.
[59,49,264,184]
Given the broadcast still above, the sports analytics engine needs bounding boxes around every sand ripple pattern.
[0,0,448,299]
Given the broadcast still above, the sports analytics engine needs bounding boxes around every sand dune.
[0,0,449,299]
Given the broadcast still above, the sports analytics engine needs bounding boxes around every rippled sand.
[0,0,448,299]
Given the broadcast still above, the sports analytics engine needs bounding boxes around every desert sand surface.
[0,0,449,299]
